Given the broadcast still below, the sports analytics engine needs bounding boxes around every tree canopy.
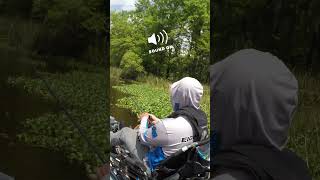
[0,0,106,64]
[213,0,320,73]
[111,0,210,82]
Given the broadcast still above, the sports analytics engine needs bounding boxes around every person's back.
[138,77,208,170]
[155,116,194,156]
[210,49,311,180]
[138,115,195,156]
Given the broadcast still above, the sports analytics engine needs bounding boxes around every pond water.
[110,79,138,128]
[0,47,89,180]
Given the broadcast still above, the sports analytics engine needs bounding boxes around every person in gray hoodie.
[210,49,311,180]
[111,77,208,171]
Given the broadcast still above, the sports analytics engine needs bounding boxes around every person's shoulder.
[159,117,194,138]
[161,116,191,128]
[162,116,187,123]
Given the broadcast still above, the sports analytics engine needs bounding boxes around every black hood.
[210,49,298,150]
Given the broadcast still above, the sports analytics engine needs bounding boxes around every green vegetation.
[110,0,211,133]
[7,66,108,173]
[110,67,123,84]
[287,74,320,179]
[120,51,145,79]
[110,0,210,131]
[112,68,210,127]
[111,0,210,82]
[0,0,105,64]
[213,0,320,71]
[114,84,171,118]
[0,0,107,176]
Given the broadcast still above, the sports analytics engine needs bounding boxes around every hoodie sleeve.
[138,116,168,147]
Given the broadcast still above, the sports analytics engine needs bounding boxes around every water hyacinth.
[9,69,108,173]
[114,84,172,119]
[113,82,210,126]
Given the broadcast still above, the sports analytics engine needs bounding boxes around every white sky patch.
[110,0,136,11]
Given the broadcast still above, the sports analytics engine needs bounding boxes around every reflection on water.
[0,140,88,180]
[0,47,89,179]
[110,79,137,128]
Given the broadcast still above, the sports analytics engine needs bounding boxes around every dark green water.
[0,47,89,180]
[110,80,137,128]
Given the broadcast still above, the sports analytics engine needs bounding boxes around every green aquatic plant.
[113,82,210,126]
[8,70,108,173]
[111,66,210,127]
[114,84,172,119]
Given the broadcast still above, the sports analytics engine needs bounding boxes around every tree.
[32,0,106,63]
[111,0,210,82]
[213,0,320,72]
[120,51,145,79]
[110,11,138,66]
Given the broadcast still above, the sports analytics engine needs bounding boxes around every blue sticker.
[143,131,148,141]
[152,126,158,138]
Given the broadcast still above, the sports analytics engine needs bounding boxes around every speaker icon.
[147,30,168,45]
[148,33,157,45]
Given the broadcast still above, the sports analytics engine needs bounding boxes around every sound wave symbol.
[157,30,168,44]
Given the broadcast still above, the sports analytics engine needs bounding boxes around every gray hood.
[210,49,298,150]
[170,77,203,111]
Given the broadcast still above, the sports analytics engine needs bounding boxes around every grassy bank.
[111,67,210,127]
[287,73,320,179]
[8,62,108,173]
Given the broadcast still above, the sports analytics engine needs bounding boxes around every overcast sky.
[110,0,136,11]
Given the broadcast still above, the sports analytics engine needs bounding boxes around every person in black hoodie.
[210,49,312,180]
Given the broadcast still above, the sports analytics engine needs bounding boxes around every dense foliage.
[213,0,320,72]
[7,67,108,172]
[111,0,210,82]
[0,0,107,176]
[120,51,145,79]
[0,0,106,64]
